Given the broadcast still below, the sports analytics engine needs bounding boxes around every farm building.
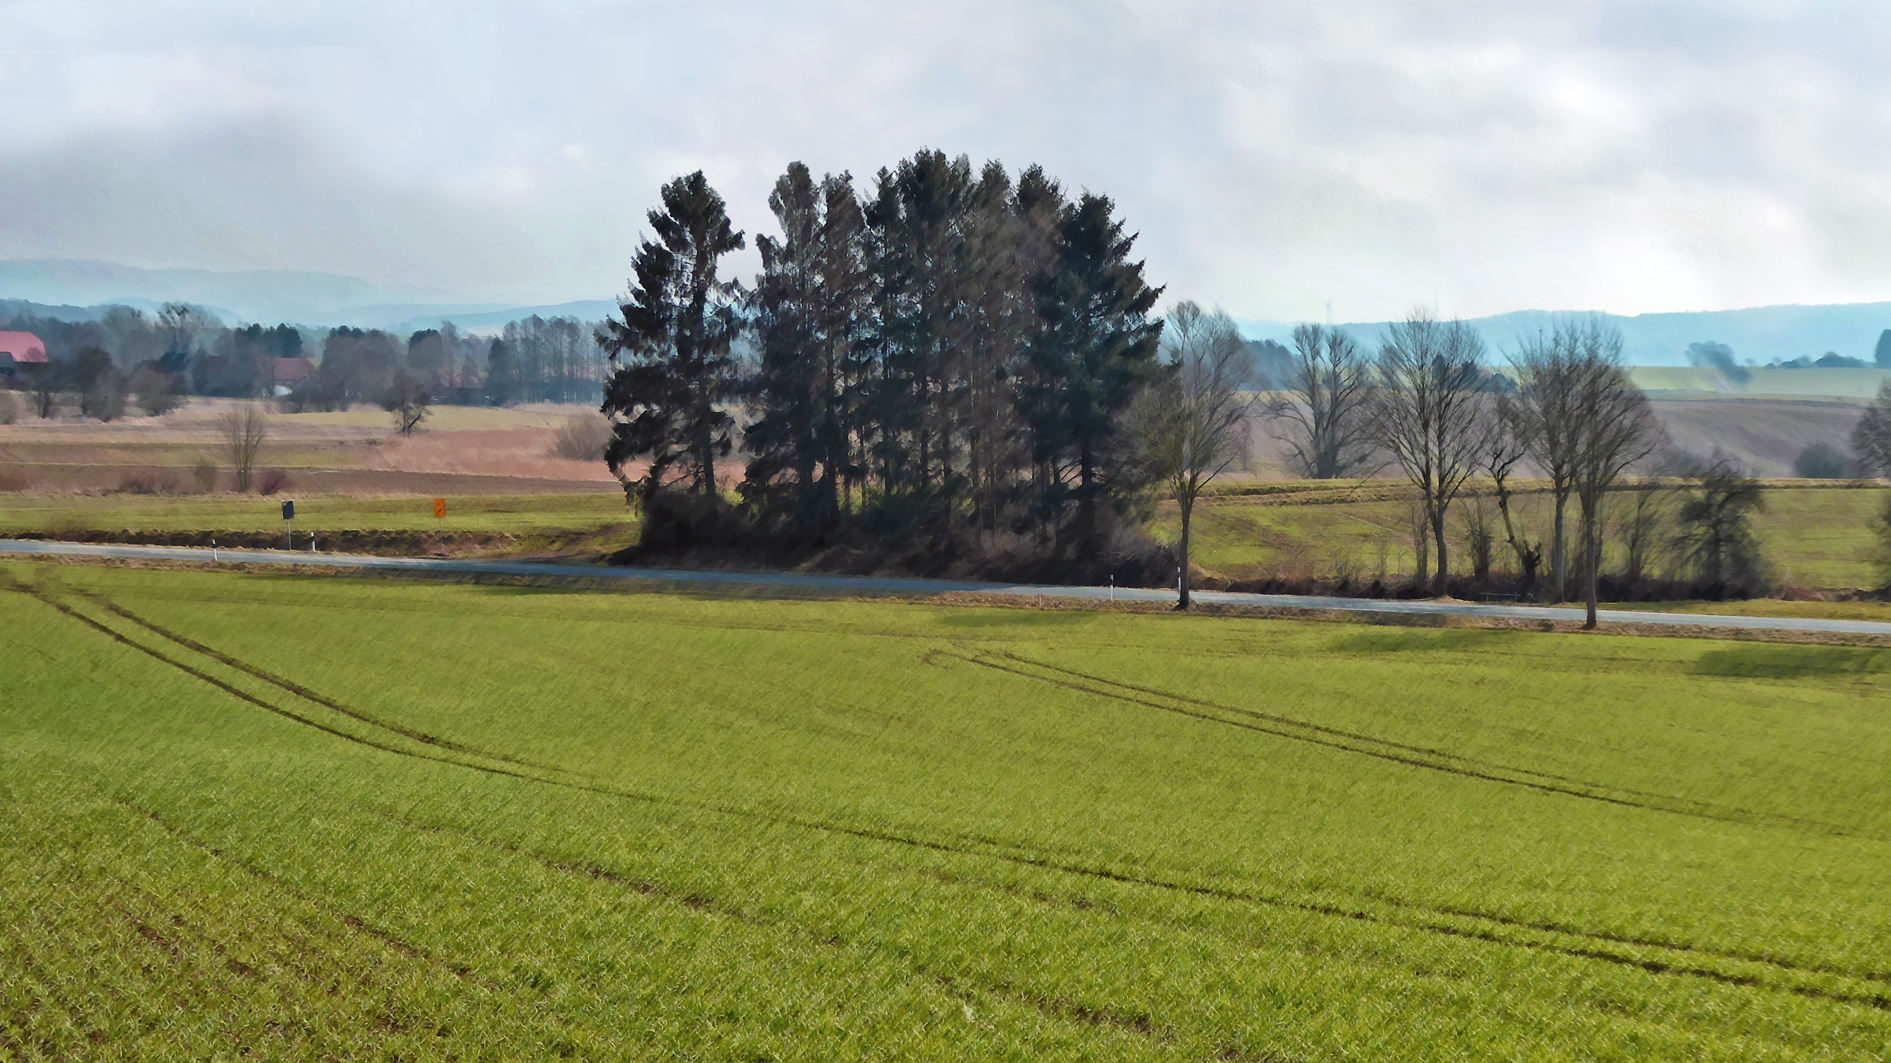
[271,356,315,396]
[0,331,47,381]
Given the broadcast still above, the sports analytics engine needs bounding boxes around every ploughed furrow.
[954,649,1882,844]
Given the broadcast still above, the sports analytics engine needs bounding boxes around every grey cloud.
[3,0,1890,320]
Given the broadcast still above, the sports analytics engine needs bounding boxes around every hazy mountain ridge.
[1237,304,1891,367]
[0,259,592,332]
[7,259,1889,363]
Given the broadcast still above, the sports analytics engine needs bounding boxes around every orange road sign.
[434,498,446,519]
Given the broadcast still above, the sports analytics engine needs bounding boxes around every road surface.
[5,538,1888,636]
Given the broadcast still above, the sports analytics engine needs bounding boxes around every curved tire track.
[21,581,1888,1011]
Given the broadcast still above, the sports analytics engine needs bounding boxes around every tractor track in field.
[4,578,596,796]
[82,593,573,777]
[0,923,98,1059]
[998,652,1687,799]
[1007,651,1889,844]
[27,581,1891,1012]
[381,811,1178,1047]
[110,799,493,989]
[384,809,1891,1018]
[943,648,1885,844]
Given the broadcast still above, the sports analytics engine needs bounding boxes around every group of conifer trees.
[600,150,1166,560]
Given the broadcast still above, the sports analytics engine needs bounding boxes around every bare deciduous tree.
[220,404,268,492]
[1139,302,1253,609]
[1481,395,1542,595]
[1506,321,1590,601]
[25,361,60,418]
[1268,323,1375,479]
[1567,324,1666,627]
[383,371,431,435]
[1369,309,1488,593]
[1851,379,1891,478]
[1675,457,1766,596]
[1615,481,1668,588]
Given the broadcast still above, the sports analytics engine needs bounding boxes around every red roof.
[0,331,47,364]
[273,357,316,382]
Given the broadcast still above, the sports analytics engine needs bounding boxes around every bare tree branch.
[1368,309,1488,594]
[1568,322,1666,627]
[1851,380,1891,479]
[220,404,268,493]
[1138,302,1254,608]
[1266,324,1376,479]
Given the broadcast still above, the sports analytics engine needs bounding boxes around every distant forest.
[0,305,610,416]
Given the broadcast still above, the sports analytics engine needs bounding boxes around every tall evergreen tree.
[863,150,979,506]
[1020,191,1164,551]
[600,171,747,501]
[744,163,867,530]
[485,338,517,405]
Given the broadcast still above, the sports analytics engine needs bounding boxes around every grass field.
[0,492,629,537]
[6,479,1886,588]
[1168,482,1888,591]
[4,561,1889,1059]
[1629,366,1891,400]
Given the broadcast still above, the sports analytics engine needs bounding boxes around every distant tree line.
[601,153,1166,572]
[0,304,610,421]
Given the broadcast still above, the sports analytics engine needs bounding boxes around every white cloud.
[2,0,1889,318]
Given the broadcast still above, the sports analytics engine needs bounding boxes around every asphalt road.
[6,538,1889,636]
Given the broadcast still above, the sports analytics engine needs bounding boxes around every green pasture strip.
[5,480,1883,587]
[1629,366,1891,399]
[4,562,1889,1059]
[1171,485,1887,590]
[0,492,629,535]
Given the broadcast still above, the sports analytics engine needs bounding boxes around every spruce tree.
[600,171,746,501]
[744,164,867,531]
[1020,191,1164,552]
[864,150,977,506]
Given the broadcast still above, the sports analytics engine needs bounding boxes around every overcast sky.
[4,0,1889,320]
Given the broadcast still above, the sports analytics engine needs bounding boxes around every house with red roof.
[271,356,316,396]
[0,331,47,382]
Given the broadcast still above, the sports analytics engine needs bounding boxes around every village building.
[0,330,47,382]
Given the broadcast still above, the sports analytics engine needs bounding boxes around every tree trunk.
[1177,496,1193,610]
[1431,502,1449,595]
[1550,487,1568,603]
[1583,509,1600,629]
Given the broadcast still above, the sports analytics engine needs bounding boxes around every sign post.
[434,498,446,520]
[282,500,295,550]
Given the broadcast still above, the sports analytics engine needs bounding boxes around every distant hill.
[386,301,618,334]
[0,259,614,333]
[1237,303,1891,367]
[9,258,1890,362]
[0,259,428,324]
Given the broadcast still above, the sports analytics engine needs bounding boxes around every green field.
[1628,365,1891,399]
[4,561,1890,1059]
[0,492,635,557]
[7,479,1887,589]
[0,492,628,535]
[1168,482,1888,591]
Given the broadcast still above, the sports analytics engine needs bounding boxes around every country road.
[6,538,1889,636]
